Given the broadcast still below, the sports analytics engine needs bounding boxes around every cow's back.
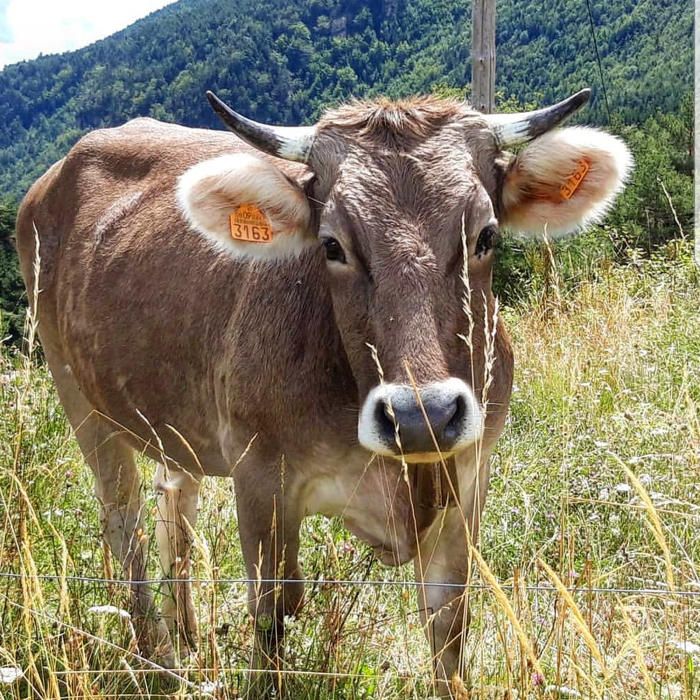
[16,119,351,473]
[17,118,246,324]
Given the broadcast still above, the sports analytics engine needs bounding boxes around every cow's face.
[180,92,632,462]
[310,106,502,461]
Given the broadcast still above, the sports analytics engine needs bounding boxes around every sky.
[0,0,177,69]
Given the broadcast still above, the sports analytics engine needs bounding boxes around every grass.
[0,239,698,699]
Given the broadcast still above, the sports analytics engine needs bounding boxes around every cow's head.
[179,90,632,462]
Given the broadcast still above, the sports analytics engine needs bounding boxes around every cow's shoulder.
[66,118,308,192]
[66,119,235,179]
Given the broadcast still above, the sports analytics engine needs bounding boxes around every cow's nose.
[376,393,465,454]
[358,378,483,459]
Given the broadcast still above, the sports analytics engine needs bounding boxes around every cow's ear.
[500,127,632,238]
[177,153,314,260]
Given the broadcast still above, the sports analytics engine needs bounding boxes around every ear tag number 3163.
[560,159,590,201]
[229,204,273,243]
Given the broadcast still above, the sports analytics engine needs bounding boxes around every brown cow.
[16,89,631,696]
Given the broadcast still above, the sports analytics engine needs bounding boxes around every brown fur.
[319,96,471,139]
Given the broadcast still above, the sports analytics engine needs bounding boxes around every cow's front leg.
[234,457,304,698]
[413,458,490,698]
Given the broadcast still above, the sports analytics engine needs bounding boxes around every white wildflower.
[0,667,23,684]
[41,508,64,520]
[199,679,223,694]
[671,640,700,656]
[615,483,631,495]
[662,682,682,699]
[544,685,581,698]
[88,605,131,619]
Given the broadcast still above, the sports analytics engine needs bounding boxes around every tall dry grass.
[0,240,698,699]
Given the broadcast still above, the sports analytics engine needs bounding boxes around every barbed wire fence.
[1,566,697,698]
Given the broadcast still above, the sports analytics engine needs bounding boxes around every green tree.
[0,201,24,344]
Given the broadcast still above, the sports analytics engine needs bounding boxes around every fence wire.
[0,569,698,597]
[2,565,697,695]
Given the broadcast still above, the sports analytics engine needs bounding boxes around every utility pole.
[471,0,496,113]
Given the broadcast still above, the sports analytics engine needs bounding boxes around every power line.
[584,0,612,123]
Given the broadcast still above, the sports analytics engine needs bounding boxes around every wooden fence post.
[472,0,496,113]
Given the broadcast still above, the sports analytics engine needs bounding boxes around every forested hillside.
[0,0,694,344]
[0,0,693,201]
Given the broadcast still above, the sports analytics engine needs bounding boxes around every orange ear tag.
[229,204,274,243]
[560,159,590,200]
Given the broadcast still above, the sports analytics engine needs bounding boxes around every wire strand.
[584,0,612,123]
[0,570,697,598]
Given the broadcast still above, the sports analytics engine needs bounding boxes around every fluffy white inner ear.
[501,126,633,238]
[177,153,313,260]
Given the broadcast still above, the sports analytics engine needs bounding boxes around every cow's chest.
[300,452,457,566]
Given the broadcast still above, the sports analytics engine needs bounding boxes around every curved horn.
[485,88,592,148]
[206,91,316,164]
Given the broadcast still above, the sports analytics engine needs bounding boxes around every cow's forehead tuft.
[318,95,485,142]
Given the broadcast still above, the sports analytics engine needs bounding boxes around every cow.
[16,87,631,697]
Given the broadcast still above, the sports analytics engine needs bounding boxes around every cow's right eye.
[475,224,500,258]
[322,237,346,264]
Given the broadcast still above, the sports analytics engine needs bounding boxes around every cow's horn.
[485,88,592,148]
[206,91,316,164]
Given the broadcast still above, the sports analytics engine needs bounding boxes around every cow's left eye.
[322,237,346,264]
[475,225,500,258]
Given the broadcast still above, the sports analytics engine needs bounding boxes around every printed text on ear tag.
[560,159,590,200]
[229,204,273,243]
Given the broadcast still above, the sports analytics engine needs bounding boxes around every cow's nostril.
[446,395,466,433]
[447,396,467,428]
[375,400,396,438]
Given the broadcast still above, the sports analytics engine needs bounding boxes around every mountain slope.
[0,0,692,201]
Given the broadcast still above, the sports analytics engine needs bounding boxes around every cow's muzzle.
[358,378,484,462]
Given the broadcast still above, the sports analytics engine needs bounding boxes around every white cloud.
[0,0,177,69]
